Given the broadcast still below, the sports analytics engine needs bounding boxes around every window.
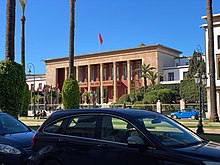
[44,119,66,134]
[183,72,188,80]
[123,63,127,80]
[218,56,220,79]
[79,67,83,82]
[168,72,174,81]
[104,65,107,81]
[91,66,94,82]
[65,115,97,138]
[100,116,144,144]
[218,35,220,49]
[116,64,119,81]
[137,63,142,79]
[110,64,113,80]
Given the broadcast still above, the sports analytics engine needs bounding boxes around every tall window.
[91,66,94,82]
[123,63,127,80]
[97,66,100,81]
[110,64,113,80]
[116,64,119,81]
[218,35,220,49]
[79,68,83,82]
[168,72,174,81]
[137,63,142,79]
[103,65,107,81]
[130,64,133,80]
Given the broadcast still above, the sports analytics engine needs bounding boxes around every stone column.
[75,65,79,81]
[88,65,91,92]
[127,60,131,94]
[157,100,162,113]
[65,67,68,80]
[180,99,186,110]
[100,63,104,104]
[113,62,117,102]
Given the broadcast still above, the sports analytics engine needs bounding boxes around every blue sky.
[0,0,220,74]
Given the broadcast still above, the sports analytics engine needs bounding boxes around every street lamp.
[194,52,207,134]
[90,91,97,108]
[28,63,36,117]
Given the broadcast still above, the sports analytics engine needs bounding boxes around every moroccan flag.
[43,84,46,93]
[98,32,103,45]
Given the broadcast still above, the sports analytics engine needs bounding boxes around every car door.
[94,115,161,165]
[58,115,99,165]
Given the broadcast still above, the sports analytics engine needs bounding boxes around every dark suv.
[29,109,220,165]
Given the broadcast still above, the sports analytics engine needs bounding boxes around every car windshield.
[136,114,203,148]
[0,113,30,135]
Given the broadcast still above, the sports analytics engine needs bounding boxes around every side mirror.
[127,136,144,146]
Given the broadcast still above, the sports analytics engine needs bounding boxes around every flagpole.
[51,88,53,110]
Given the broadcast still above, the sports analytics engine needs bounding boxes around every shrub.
[157,88,175,104]
[0,61,26,118]
[118,94,131,104]
[143,90,158,104]
[62,78,80,109]
[20,83,31,116]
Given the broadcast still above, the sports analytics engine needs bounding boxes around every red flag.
[43,84,46,93]
[98,32,103,45]
[37,87,39,93]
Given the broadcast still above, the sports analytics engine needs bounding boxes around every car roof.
[49,108,161,120]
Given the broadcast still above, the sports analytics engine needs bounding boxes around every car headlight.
[203,161,220,165]
[0,144,21,155]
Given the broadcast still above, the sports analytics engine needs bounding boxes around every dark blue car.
[29,109,220,165]
[170,108,199,120]
[0,112,35,164]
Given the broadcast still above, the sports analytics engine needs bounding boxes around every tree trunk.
[5,0,16,61]
[69,0,76,79]
[21,15,26,68]
[206,0,219,121]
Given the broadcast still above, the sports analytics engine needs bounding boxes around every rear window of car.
[65,115,98,138]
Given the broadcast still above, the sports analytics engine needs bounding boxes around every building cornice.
[43,44,182,64]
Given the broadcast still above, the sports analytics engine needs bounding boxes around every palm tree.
[5,0,16,61]
[69,0,76,78]
[19,0,27,68]
[206,0,219,121]
[146,70,160,85]
[139,64,155,92]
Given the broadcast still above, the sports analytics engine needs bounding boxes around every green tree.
[146,70,160,85]
[19,0,27,68]
[187,51,206,79]
[136,64,155,92]
[0,0,26,118]
[62,78,80,109]
[62,0,80,109]
[206,0,219,121]
[20,83,31,116]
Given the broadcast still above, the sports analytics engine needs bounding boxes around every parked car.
[0,112,35,164]
[170,108,199,120]
[29,109,220,165]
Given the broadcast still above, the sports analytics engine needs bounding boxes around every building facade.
[202,13,220,118]
[44,44,182,104]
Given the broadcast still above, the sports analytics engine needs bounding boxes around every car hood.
[173,141,220,162]
[0,131,35,148]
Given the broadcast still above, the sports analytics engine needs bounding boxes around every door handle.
[98,144,110,149]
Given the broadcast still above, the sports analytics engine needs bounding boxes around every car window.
[0,114,30,135]
[65,115,97,139]
[136,115,202,148]
[100,116,145,144]
[44,119,65,134]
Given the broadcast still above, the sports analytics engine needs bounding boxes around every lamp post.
[194,52,207,134]
[28,63,36,117]
[90,91,97,108]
